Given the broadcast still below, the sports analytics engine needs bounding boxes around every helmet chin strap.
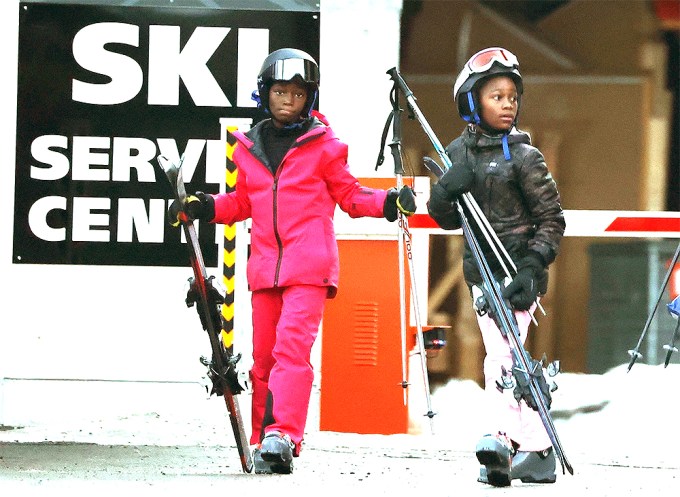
[303,90,318,118]
[251,90,267,113]
[501,133,511,160]
[465,92,481,124]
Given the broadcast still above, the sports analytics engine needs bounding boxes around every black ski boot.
[258,431,295,474]
[478,446,557,484]
[511,447,557,483]
[252,447,274,474]
[475,433,515,487]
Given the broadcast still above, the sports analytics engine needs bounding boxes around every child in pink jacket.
[171,48,415,474]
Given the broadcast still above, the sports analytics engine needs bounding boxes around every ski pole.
[396,174,409,405]
[663,321,680,368]
[663,295,680,367]
[627,240,680,371]
[383,88,409,405]
[386,85,436,426]
[400,213,437,428]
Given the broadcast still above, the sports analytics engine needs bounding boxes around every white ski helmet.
[256,48,320,117]
[453,47,523,126]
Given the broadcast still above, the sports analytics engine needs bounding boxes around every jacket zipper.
[272,170,283,287]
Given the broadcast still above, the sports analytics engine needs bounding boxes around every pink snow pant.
[477,301,551,451]
[249,285,326,452]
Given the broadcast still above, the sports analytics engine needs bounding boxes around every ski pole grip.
[386,67,451,169]
[387,67,413,98]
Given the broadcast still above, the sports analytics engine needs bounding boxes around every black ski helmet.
[256,48,320,118]
[453,47,523,126]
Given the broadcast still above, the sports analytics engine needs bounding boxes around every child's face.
[478,76,518,131]
[268,81,308,128]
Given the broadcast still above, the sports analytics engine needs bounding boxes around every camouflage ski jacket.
[428,125,565,291]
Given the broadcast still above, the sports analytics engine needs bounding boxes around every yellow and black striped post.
[220,124,240,355]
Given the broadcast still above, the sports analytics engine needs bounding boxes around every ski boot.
[252,445,274,475]
[258,431,295,474]
[511,447,557,483]
[478,446,557,485]
[475,432,515,487]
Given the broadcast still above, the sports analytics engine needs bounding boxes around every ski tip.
[558,457,574,475]
[157,154,185,174]
[157,154,172,172]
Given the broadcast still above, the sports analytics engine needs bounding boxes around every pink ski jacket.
[210,112,389,296]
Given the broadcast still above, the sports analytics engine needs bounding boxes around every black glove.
[502,252,545,311]
[384,186,417,222]
[427,183,460,230]
[167,192,215,227]
[437,164,474,200]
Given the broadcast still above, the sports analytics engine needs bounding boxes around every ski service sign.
[13,2,320,267]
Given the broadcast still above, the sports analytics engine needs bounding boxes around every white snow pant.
[476,301,552,452]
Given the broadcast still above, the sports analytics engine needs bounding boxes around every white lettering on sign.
[72,136,111,181]
[71,22,268,107]
[238,28,269,107]
[72,23,143,105]
[28,196,66,242]
[72,197,111,242]
[29,135,224,183]
[112,137,159,182]
[27,195,171,243]
[30,135,70,181]
[148,25,230,106]
[27,134,228,243]
[117,198,167,242]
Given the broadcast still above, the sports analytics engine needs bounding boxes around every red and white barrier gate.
[408,210,680,238]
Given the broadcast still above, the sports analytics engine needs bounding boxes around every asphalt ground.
[1,431,678,496]
[2,367,679,496]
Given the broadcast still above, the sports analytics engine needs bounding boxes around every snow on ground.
[425,363,679,466]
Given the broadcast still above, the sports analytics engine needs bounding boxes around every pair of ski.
[386,68,574,476]
[157,155,253,474]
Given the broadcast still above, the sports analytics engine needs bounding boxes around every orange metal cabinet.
[320,238,415,434]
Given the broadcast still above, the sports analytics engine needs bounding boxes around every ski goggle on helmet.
[256,48,320,117]
[453,47,523,124]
